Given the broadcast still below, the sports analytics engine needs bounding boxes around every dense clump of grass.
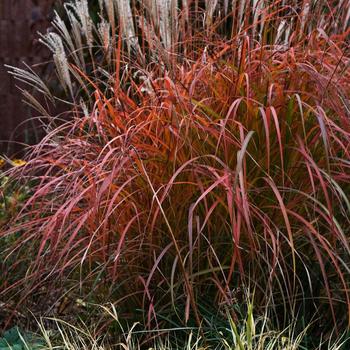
[23,299,350,349]
[1,0,350,347]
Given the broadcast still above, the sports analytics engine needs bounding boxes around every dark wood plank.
[0,0,54,155]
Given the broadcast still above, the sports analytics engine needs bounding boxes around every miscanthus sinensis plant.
[2,0,350,347]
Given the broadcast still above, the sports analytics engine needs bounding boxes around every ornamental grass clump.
[1,0,350,346]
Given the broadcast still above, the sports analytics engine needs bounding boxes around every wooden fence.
[0,0,54,155]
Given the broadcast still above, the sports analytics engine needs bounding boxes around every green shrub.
[0,327,44,350]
